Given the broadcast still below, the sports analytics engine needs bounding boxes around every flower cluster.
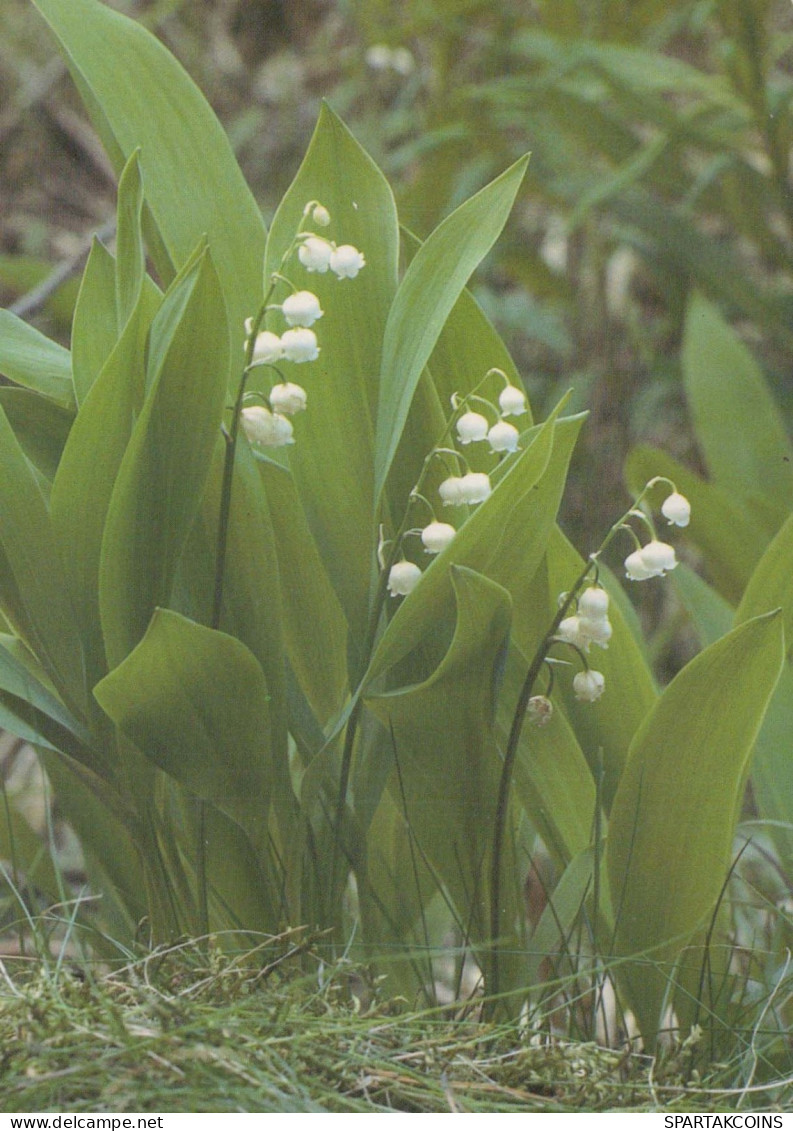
[622,483,690,582]
[240,202,365,450]
[386,373,530,599]
[454,381,527,456]
[557,586,612,653]
[532,480,691,713]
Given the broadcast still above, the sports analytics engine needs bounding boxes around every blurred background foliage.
[1,0,792,647]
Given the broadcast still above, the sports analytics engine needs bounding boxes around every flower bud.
[661,491,691,528]
[329,244,366,279]
[458,472,491,504]
[420,521,456,554]
[573,669,605,703]
[387,560,422,597]
[281,291,323,327]
[312,203,331,227]
[281,327,320,363]
[241,406,294,447]
[498,385,528,417]
[269,382,307,415]
[527,696,553,727]
[456,411,489,444]
[439,476,466,506]
[250,330,283,366]
[487,420,520,453]
[298,236,333,273]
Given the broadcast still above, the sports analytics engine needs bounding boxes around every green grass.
[2,932,793,1114]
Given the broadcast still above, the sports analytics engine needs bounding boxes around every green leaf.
[673,563,734,650]
[32,0,266,344]
[607,611,785,1045]
[51,275,160,691]
[683,293,793,524]
[0,309,74,409]
[375,155,529,505]
[94,610,275,852]
[115,149,146,329]
[0,405,86,718]
[263,104,399,651]
[365,567,512,942]
[735,512,793,644]
[71,238,119,406]
[99,248,229,668]
[256,460,348,726]
[0,389,73,484]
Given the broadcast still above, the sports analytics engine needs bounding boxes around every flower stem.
[487,487,654,1002]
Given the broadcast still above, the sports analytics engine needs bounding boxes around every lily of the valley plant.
[0,0,786,1050]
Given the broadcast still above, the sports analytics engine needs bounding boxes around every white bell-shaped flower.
[573,669,605,702]
[661,491,691,528]
[269,382,307,415]
[458,471,492,504]
[250,330,283,366]
[578,586,609,619]
[439,476,466,506]
[420,521,456,554]
[640,539,678,576]
[298,236,333,273]
[388,560,422,597]
[281,327,320,363]
[329,244,366,279]
[498,385,528,417]
[241,406,294,447]
[624,548,655,581]
[557,615,588,649]
[487,420,520,453]
[281,291,323,327]
[527,695,553,727]
[624,540,678,580]
[579,615,612,649]
[456,411,489,444]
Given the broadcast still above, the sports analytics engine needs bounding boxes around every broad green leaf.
[51,278,160,692]
[607,611,785,1045]
[264,104,399,652]
[365,567,513,944]
[0,405,86,718]
[375,155,529,505]
[115,149,146,329]
[366,409,581,687]
[625,445,767,604]
[256,459,348,726]
[0,389,73,484]
[71,239,119,406]
[176,439,293,836]
[734,515,793,871]
[683,293,793,523]
[32,0,266,345]
[735,512,793,644]
[673,563,734,649]
[99,248,228,668]
[0,635,87,742]
[94,610,275,853]
[0,309,74,409]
